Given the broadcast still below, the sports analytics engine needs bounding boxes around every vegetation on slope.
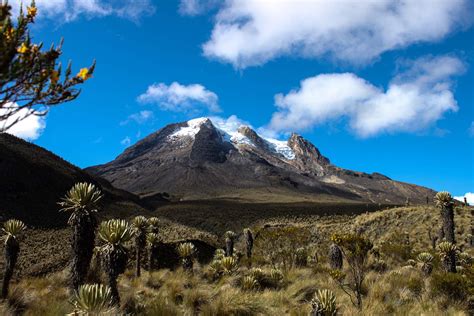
[0,194,472,315]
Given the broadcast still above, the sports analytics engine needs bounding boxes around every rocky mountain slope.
[87,118,435,204]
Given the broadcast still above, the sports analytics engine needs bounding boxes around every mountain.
[0,133,143,227]
[87,117,435,204]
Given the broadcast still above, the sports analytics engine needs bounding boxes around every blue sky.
[5,0,474,200]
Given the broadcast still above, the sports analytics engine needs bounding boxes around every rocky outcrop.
[287,133,330,176]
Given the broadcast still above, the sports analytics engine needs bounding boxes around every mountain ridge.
[87,117,435,204]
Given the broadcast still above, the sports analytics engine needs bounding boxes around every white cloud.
[120,110,154,125]
[137,82,221,113]
[11,0,155,22]
[179,0,219,16]
[120,136,131,146]
[209,115,251,133]
[454,192,474,205]
[0,103,45,141]
[268,55,464,137]
[202,0,470,68]
[469,122,474,137]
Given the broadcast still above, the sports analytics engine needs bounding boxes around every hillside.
[0,133,143,227]
[88,117,436,204]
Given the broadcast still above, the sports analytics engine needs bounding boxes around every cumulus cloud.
[120,110,154,126]
[268,55,464,137]
[11,0,155,22]
[454,192,474,205]
[0,103,46,141]
[137,82,220,113]
[202,0,469,68]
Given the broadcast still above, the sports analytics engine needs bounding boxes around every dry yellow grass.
[1,205,472,315]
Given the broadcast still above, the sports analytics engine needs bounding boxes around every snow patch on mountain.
[211,116,254,146]
[265,138,296,160]
[211,116,295,160]
[169,117,210,139]
[169,116,295,160]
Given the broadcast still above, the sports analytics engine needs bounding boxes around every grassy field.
[1,204,472,315]
[0,200,388,277]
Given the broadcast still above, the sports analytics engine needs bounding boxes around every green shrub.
[379,231,413,263]
[369,259,387,272]
[430,272,469,302]
[253,226,311,270]
[406,276,424,297]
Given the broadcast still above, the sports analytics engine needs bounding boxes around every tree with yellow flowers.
[0,1,94,132]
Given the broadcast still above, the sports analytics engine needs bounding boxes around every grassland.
[1,204,472,315]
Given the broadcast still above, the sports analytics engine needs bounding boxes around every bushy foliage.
[2,219,26,298]
[241,276,259,291]
[59,182,103,224]
[2,219,26,241]
[0,1,94,132]
[98,219,134,247]
[437,241,458,273]
[98,219,134,305]
[379,231,413,263]
[295,247,308,267]
[434,192,454,208]
[369,258,387,272]
[416,252,434,275]
[71,283,115,314]
[254,226,311,270]
[177,242,196,271]
[310,289,337,316]
[330,232,373,309]
[430,272,470,302]
[148,217,160,234]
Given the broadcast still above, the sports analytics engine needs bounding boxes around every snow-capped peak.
[211,116,295,160]
[168,116,296,160]
[169,117,211,139]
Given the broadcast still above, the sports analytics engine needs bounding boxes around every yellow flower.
[27,6,37,19]
[17,43,29,54]
[50,70,59,84]
[77,68,91,81]
[4,27,14,41]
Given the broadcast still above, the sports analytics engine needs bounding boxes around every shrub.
[177,242,196,271]
[330,233,373,309]
[430,272,470,302]
[437,241,457,273]
[416,252,434,275]
[295,247,308,267]
[246,268,284,290]
[369,259,387,272]
[241,276,258,291]
[254,226,311,270]
[457,252,473,267]
[220,257,238,275]
[71,283,115,314]
[310,289,337,316]
[379,231,413,263]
